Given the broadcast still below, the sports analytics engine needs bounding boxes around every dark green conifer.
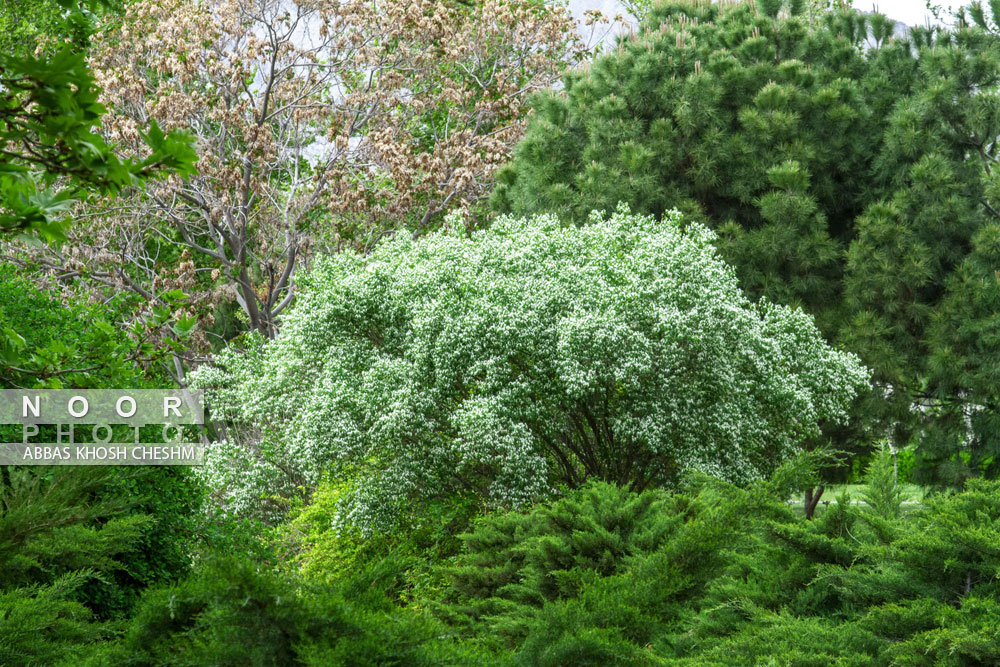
[494,0,1000,486]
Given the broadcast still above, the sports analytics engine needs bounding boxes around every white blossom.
[191,205,870,530]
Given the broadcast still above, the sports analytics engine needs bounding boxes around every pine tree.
[925,222,1000,483]
[494,0,1000,487]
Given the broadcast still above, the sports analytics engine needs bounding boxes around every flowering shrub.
[192,206,869,529]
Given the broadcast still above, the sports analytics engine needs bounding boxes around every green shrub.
[433,470,805,657]
[287,476,478,607]
[407,458,1000,664]
[93,555,482,666]
[0,467,151,665]
[0,572,107,666]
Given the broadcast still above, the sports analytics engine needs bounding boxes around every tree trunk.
[804,484,825,520]
[1,465,10,512]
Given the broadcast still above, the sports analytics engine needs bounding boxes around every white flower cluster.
[191,205,870,530]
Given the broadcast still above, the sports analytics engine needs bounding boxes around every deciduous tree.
[192,207,868,529]
[0,0,195,243]
[17,0,582,357]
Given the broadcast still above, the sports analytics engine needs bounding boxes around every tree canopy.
[0,0,195,242]
[192,206,867,530]
[492,0,1000,486]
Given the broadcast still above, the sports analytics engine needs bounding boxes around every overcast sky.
[856,1,973,27]
[568,1,979,32]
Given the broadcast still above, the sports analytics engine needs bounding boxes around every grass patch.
[822,483,925,503]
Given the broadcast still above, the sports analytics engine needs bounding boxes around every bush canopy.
[194,207,868,530]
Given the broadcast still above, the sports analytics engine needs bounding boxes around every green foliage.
[89,555,481,666]
[0,572,106,666]
[444,485,673,617]
[84,468,202,620]
[0,266,201,624]
[0,0,195,243]
[428,454,821,658]
[0,0,70,59]
[924,221,1000,483]
[859,443,903,520]
[493,0,1000,486]
[193,207,867,530]
[6,0,1000,662]
[438,481,700,657]
[405,463,1000,664]
[287,476,478,607]
[0,264,147,389]
[0,467,151,664]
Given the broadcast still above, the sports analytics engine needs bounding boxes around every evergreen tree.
[0,467,150,664]
[494,0,1000,487]
[925,222,1000,483]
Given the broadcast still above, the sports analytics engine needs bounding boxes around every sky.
[856,1,974,27]
[567,0,979,32]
